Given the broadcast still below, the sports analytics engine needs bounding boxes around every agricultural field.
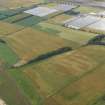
[75,6,104,13]
[0,61,31,105]
[0,42,18,66]
[46,14,73,25]
[5,28,72,65]
[50,60,105,105]
[4,13,32,23]
[35,22,97,44]
[8,45,105,105]
[0,21,24,36]
[15,16,44,27]
[1,1,105,105]
[0,0,43,9]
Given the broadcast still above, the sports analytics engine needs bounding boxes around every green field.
[15,16,44,27]
[0,43,18,66]
[75,6,104,13]
[5,28,72,66]
[4,13,32,23]
[35,22,96,44]
[0,65,31,105]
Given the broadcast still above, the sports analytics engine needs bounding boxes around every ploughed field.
[0,1,105,105]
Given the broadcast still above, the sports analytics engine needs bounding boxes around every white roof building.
[24,7,58,17]
[64,15,100,29]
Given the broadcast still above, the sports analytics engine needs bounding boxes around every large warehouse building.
[64,14,105,32]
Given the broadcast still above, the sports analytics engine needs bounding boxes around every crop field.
[4,13,32,23]
[8,45,105,105]
[14,16,44,27]
[0,42,18,66]
[35,22,97,44]
[46,14,73,25]
[21,46,105,97]
[5,28,72,64]
[0,62,31,105]
[0,9,24,17]
[43,3,57,8]
[1,1,105,105]
[0,21,24,36]
[0,0,43,8]
[75,6,104,13]
[0,14,7,20]
[50,60,105,105]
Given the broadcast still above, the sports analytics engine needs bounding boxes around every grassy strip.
[0,43,18,66]
[8,69,43,105]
